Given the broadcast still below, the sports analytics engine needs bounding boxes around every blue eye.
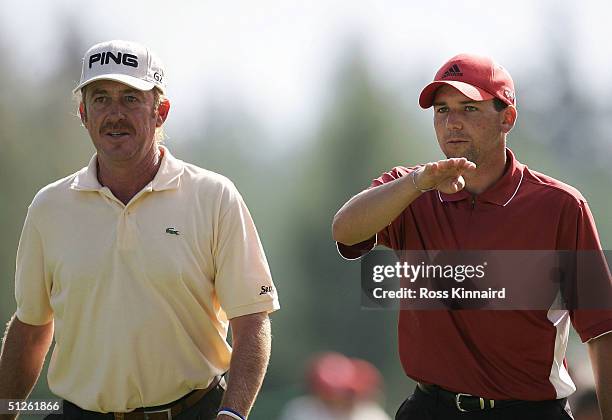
[125,96,138,103]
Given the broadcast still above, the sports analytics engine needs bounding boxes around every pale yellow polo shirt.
[15,147,280,412]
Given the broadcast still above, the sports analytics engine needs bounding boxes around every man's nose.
[446,110,463,130]
[106,100,127,120]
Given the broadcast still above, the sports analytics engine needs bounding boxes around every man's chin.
[443,148,476,162]
[96,145,137,163]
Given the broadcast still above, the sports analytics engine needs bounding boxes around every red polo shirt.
[338,148,612,400]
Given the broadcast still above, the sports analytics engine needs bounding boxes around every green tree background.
[0,25,610,420]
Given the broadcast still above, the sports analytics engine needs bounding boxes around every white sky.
[1,0,610,142]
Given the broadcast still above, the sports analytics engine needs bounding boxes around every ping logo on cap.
[89,51,139,69]
[74,40,167,94]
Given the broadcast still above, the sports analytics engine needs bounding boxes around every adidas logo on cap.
[442,64,463,78]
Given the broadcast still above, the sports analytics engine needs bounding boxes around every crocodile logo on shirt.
[165,227,180,235]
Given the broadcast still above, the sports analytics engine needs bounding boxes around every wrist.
[217,407,246,420]
[411,169,435,193]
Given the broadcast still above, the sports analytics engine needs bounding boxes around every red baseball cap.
[307,352,382,399]
[419,53,515,109]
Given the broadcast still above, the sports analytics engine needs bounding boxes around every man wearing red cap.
[332,54,611,419]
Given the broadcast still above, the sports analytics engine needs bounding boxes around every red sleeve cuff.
[336,236,376,260]
[575,316,612,343]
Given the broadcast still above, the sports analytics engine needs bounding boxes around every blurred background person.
[278,352,390,420]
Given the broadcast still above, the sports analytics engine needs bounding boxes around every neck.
[464,147,507,195]
[97,147,162,205]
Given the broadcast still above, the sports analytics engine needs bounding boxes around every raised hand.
[413,158,476,195]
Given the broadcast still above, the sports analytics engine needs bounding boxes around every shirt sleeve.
[336,166,416,259]
[213,183,280,319]
[566,200,612,342]
[15,206,54,325]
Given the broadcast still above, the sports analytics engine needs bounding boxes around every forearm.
[588,332,612,419]
[332,158,476,245]
[218,313,271,419]
[0,314,53,398]
[332,174,421,245]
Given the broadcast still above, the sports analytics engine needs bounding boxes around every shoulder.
[29,170,82,210]
[181,162,237,191]
[181,162,240,202]
[24,170,84,226]
[522,167,587,206]
[183,161,232,185]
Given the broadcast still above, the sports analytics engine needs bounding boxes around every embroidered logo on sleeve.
[165,227,180,235]
[259,286,274,295]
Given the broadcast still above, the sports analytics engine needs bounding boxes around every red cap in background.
[307,352,382,400]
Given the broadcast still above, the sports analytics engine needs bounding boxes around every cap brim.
[419,81,494,109]
[72,74,159,94]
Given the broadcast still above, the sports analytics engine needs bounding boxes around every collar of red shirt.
[437,148,525,207]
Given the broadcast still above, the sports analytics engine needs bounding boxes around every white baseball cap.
[73,40,166,94]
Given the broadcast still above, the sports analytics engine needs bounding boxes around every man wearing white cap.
[333,54,611,419]
[0,40,279,420]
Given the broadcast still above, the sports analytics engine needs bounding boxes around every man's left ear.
[501,106,517,133]
[156,99,171,127]
[79,102,87,124]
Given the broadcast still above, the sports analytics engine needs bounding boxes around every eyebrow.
[90,88,142,96]
[433,100,480,107]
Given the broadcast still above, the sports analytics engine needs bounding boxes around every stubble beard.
[444,144,480,165]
